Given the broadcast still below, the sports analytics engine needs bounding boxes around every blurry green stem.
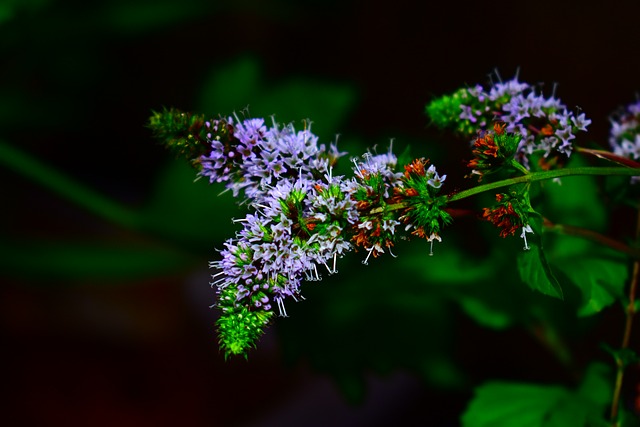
[448,166,640,203]
[0,141,139,228]
[609,210,640,426]
[543,220,640,260]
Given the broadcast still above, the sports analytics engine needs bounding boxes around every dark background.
[2,1,640,426]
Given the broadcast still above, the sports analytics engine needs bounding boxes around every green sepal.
[517,212,563,299]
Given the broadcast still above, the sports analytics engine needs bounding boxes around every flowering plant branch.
[149,72,640,426]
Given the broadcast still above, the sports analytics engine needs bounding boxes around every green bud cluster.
[216,284,274,359]
[397,159,452,240]
[147,107,233,167]
[425,88,479,135]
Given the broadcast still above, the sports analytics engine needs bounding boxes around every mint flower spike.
[203,121,360,357]
[425,72,591,171]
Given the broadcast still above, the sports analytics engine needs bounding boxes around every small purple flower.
[572,113,591,132]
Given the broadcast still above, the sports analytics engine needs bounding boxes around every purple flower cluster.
[198,116,344,200]
[458,75,591,168]
[609,100,640,161]
[206,116,361,317]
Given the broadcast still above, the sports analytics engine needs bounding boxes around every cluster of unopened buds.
[148,71,640,358]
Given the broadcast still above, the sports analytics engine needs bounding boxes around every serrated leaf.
[517,215,563,299]
[461,382,570,427]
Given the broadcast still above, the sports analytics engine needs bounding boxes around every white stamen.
[521,224,534,251]
[276,297,288,317]
[362,247,374,265]
[388,246,398,258]
[427,233,442,256]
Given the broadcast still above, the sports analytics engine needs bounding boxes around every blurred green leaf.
[577,363,613,407]
[140,160,240,247]
[537,156,606,231]
[619,409,640,427]
[517,215,563,299]
[278,252,464,399]
[462,363,612,427]
[0,0,50,24]
[555,254,627,317]
[400,243,496,285]
[458,296,511,329]
[0,239,193,282]
[461,382,570,427]
[601,344,640,368]
[102,0,209,34]
[198,56,358,139]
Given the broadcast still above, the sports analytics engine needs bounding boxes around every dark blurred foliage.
[2,0,640,426]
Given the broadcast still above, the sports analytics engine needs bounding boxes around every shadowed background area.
[2,1,640,426]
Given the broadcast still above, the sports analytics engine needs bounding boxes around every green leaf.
[461,382,570,427]
[577,363,613,407]
[554,255,627,316]
[517,215,563,299]
[462,364,612,427]
[458,296,512,329]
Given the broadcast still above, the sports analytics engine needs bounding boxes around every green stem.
[0,140,140,229]
[609,209,640,426]
[448,166,640,203]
